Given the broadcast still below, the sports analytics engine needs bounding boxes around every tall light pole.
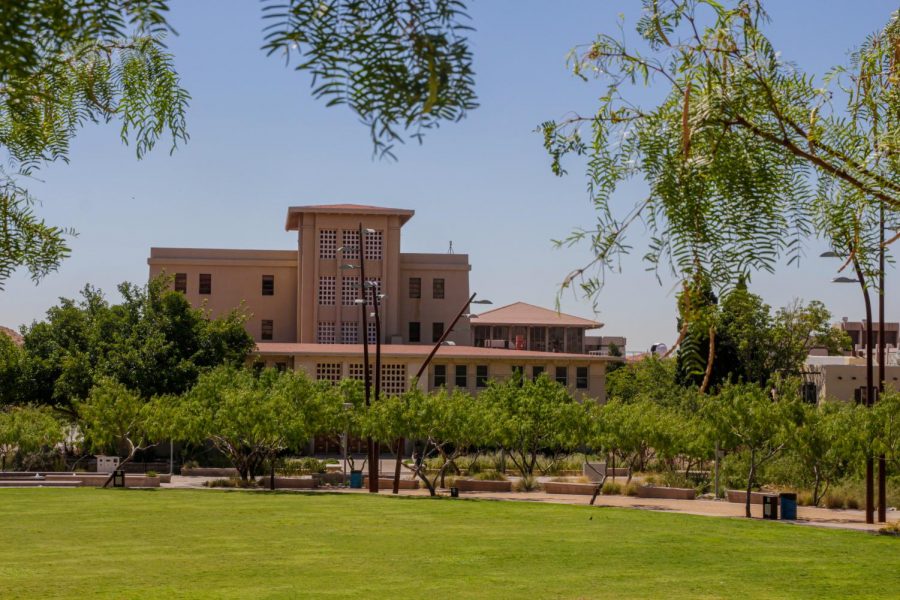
[390,292,493,494]
[825,256,876,524]
[878,203,887,523]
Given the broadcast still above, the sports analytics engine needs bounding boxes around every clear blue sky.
[2,0,898,352]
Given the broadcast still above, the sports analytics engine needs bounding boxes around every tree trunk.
[745,450,756,518]
[699,326,716,394]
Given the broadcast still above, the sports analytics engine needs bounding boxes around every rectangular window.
[532,366,545,381]
[318,276,336,305]
[364,230,383,260]
[366,277,382,304]
[555,366,568,386]
[432,322,444,343]
[455,365,468,388]
[511,365,524,383]
[341,230,360,259]
[199,273,212,295]
[341,322,359,344]
[576,366,589,389]
[348,363,372,381]
[367,321,376,344]
[341,276,359,305]
[476,365,489,388]
[409,322,421,343]
[317,322,336,343]
[174,272,187,294]
[262,274,274,296]
[261,319,274,341]
[380,364,407,396]
[275,362,287,372]
[434,365,447,388]
[802,382,817,404]
[319,229,337,259]
[433,278,445,299]
[409,277,421,299]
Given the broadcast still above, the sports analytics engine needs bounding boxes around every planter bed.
[363,477,419,490]
[454,479,512,493]
[636,485,696,500]
[543,482,597,495]
[181,467,239,477]
[0,480,81,488]
[271,477,318,489]
[726,490,777,505]
[313,473,346,486]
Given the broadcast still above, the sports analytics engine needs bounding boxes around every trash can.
[450,487,459,498]
[779,492,797,520]
[112,469,126,488]
[349,471,363,489]
[762,494,778,520]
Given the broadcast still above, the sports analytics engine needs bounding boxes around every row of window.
[174,273,275,296]
[434,365,589,389]
[319,276,381,306]
[316,362,407,396]
[317,321,377,344]
[408,321,443,343]
[319,229,383,261]
[408,277,443,299]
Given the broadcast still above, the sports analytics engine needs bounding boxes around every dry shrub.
[824,492,845,510]
[602,481,622,495]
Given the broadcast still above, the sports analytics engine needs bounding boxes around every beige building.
[149,204,619,399]
[803,355,900,404]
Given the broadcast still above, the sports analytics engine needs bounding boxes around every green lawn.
[0,489,897,599]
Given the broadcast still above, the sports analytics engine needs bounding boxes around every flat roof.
[473,302,602,328]
[254,343,616,361]
[285,204,415,230]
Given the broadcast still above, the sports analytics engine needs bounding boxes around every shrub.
[845,496,860,510]
[625,482,640,496]
[204,478,258,489]
[182,460,199,470]
[514,476,541,492]
[146,470,158,478]
[797,491,815,506]
[880,521,900,535]
[472,470,507,481]
[602,481,622,495]
[297,457,327,474]
[824,492,845,509]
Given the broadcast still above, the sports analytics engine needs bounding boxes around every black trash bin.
[779,492,797,520]
[450,487,459,498]
[762,494,778,520]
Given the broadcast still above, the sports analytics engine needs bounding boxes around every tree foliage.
[545,0,900,319]
[0,404,64,470]
[262,0,477,159]
[17,275,253,413]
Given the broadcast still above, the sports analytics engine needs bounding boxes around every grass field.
[0,489,898,599]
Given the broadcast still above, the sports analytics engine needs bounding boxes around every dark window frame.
[174,272,187,294]
[476,365,489,388]
[576,366,589,389]
[532,366,545,381]
[432,322,444,343]
[261,319,274,341]
[555,366,568,386]
[262,274,275,296]
[455,365,467,388]
[409,277,421,299]
[199,273,212,295]
[409,321,421,343]
[433,278,445,299]
[434,364,447,387]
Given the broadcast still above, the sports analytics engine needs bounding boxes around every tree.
[0,404,65,471]
[0,333,27,406]
[0,2,189,287]
[76,377,170,486]
[482,374,588,479]
[606,354,681,404]
[19,276,253,414]
[545,0,900,332]
[173,367,324,482]
[790,401,864,506]
[365,387,490,496]
[770,300,851,376]
[704,383,800,517]
[316,377,367,472]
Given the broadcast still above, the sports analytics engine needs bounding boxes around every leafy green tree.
[606,355,681,404]
[76,377,171,486]
[790,401,865,506]
[365,387,490,496]
[482,374,589,479]
[172,367,325,482]
[546,0,900,332]
[0,333,27,406]
[20,276,253,414]
[770,300,852,376]
[316,378,367,472]
[704,383,800,517]
[0,404,65,471]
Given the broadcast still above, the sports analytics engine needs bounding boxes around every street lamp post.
[390,292,493,494]
[826,262,876,524]
[878,203,887,523]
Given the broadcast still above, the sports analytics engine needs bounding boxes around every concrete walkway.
[163,476,898,533]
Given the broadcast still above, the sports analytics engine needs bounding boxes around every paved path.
[163,476,898,533]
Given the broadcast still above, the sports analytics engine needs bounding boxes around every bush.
[824,492,845,509]
[846,496,860,510]
[472,470,507,481]
[602,481,622,495]
[146,470,158,478]
[513,476,541,492]
[204,478,258,489]
[625,482,640,496]
[797,491,815,506]
[182,460,199,470]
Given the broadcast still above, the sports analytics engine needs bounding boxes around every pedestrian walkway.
[164,476,898,533]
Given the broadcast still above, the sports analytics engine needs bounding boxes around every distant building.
[802,354,900,404]
[149,204,620,400]
[837,318,899,356]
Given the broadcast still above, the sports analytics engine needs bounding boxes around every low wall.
[727,490,777,505]
[363,477,419,490]
[543,482,596,495]
[181,467,239,477]
[455,479,512,493]
[636,486,696,500]
[44,474,161,488]
[271,477,318,489]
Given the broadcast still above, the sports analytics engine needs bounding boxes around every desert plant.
[472,470,507,481]
[824,492,846,510]
[602,481,622,495]
[514,476,541,492]
[625,482,640,497]
[146,470,158,478]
